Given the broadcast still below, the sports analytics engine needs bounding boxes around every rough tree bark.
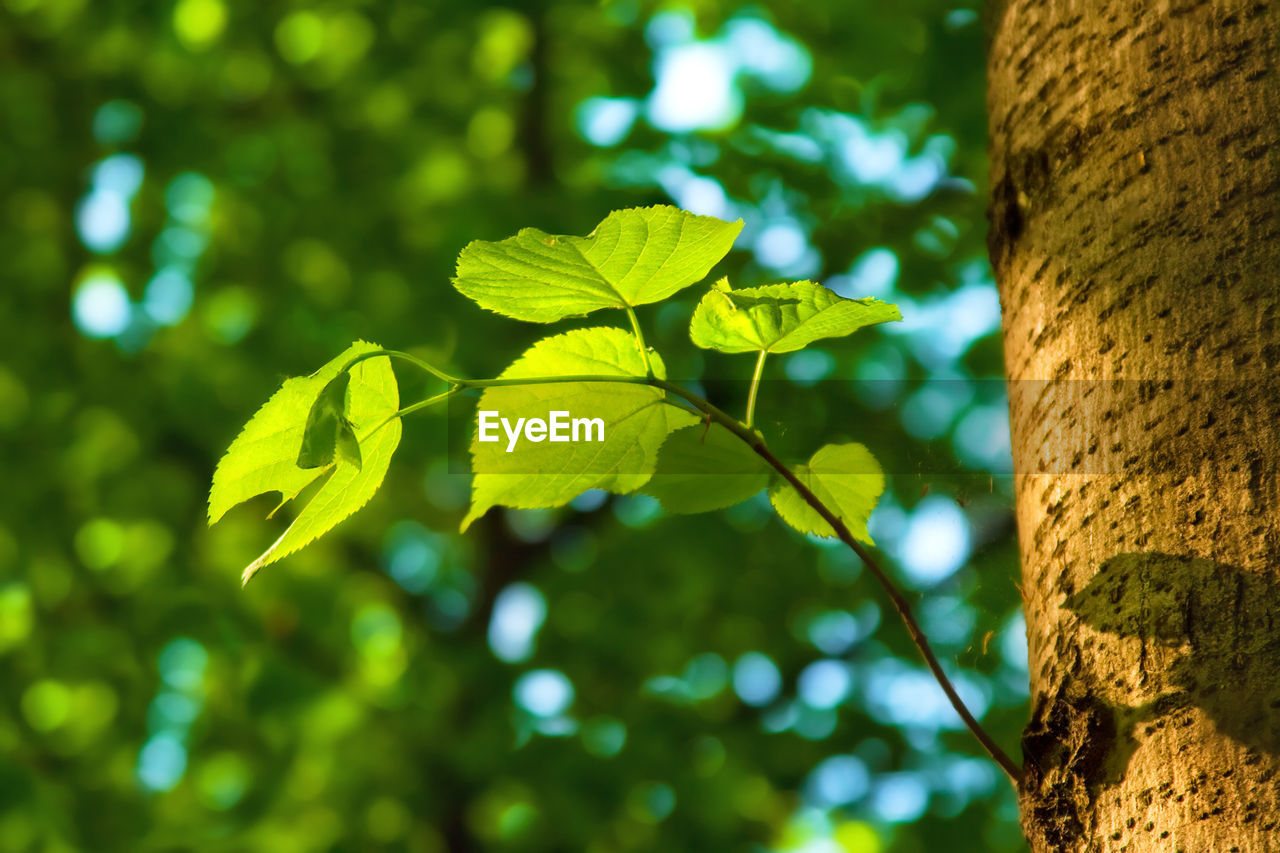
[987,1,1280,851]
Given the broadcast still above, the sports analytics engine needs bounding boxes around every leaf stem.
[624,306,654,377]
[359,388,461,443]
[340,349,460,385]
[745,351,767,428]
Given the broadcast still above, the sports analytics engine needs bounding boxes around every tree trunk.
[986,1,1280,850]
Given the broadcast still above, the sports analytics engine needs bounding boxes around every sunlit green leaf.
[642,423,771,514]
[207,341,400,582]
[453,205,743,322]
[463,327,697,529]
[769,442,883,543]
[690,278,900,354]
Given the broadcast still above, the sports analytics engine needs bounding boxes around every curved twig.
[371,365,1022,784]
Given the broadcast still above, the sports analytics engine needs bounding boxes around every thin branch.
[645,378,1022,784]
[376,366,1022,785]
[748,441,1022,783]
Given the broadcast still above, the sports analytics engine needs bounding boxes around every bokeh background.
[0,1,1029,850]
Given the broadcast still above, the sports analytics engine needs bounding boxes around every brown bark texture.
[986,1,1280,850]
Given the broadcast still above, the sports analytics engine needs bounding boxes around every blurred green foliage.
[0,0,1027,850]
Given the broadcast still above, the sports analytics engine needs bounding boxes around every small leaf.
[208,340,400,583]
[769,443,884,543]
[209,341,381,524]
[463,327,697,529]
[335,419,362,471]
[643,423,770,514]
[453,205,743,323]
[690,278,900,354]
[297,371,352,469]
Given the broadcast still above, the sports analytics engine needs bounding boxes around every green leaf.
[335,421,362,471]
[297,371,353,470]
[453,205,743,323]
[642,423,770,514]
[690,278,901,354]
[207,340,400,583]
[769,443,884,544]
[463,327,698,529]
